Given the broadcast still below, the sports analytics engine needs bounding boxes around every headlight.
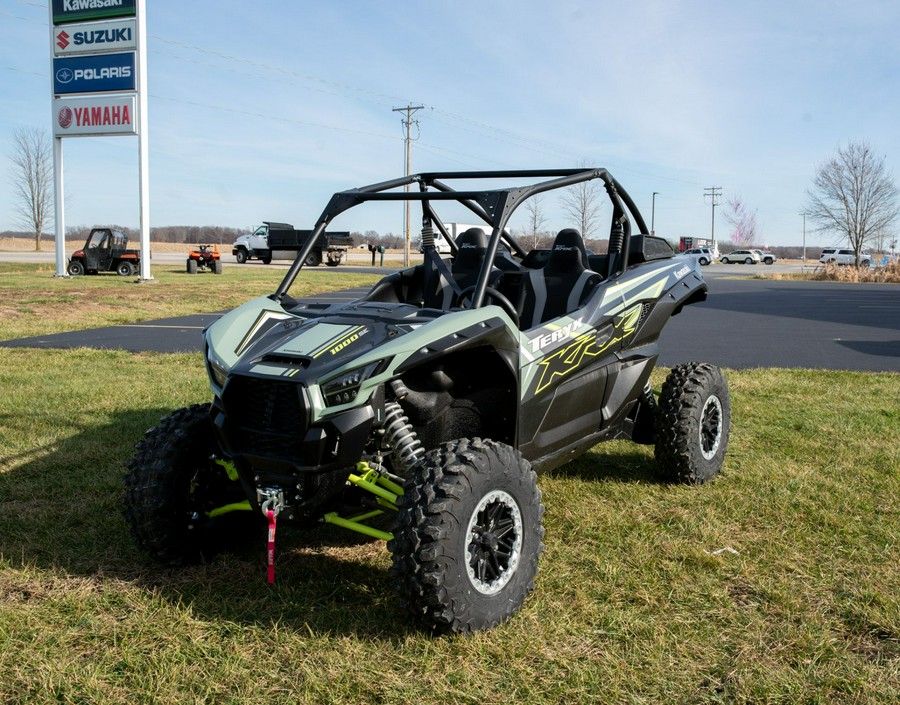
[321,361,384,407]
[207,349,229,388]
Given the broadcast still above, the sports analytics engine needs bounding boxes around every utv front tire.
[655,363,730,484]
[123,404,259,564]
[389,438,544,633]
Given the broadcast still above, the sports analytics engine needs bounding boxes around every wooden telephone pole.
[392,104,424,266]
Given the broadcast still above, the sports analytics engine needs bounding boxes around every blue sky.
[2,0,900,246]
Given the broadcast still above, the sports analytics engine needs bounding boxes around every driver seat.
[423,227,491,309]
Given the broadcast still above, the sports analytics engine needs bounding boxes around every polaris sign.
[52,0,135,25]
[54,19,136,56]
[53,52,135,95]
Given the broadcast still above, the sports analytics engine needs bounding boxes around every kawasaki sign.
[52,0,136,25]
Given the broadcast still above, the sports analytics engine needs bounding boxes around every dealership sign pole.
[49,0,150,279]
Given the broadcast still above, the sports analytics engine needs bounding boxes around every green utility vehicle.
[124,169,731,633]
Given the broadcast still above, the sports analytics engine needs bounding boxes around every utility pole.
[392,104,424,267]
[704,186,722,253]
[801,211,807,262]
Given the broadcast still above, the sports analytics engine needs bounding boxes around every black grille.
[221,375,308,459]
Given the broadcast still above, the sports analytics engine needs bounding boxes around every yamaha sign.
[54,19,136,56]
[53,94,137,136]
[53,52,135,94]
[52,0,136,25]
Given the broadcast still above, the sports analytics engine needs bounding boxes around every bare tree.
[520,193,547,249]
[806,141,900,265]
[559,170,603,239]
[723,194,758,247]
[9,128,54,251]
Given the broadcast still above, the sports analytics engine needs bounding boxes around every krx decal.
[533,305,642,394]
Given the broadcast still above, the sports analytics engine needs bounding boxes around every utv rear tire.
[123,404,260,564]
[116,261,135,277]
[655,363,730,484]
[389,438,544,633]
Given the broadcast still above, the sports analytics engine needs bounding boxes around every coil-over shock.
[383,379,423,473]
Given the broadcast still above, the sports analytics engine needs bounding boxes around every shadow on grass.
[1,408,672,638]
[547,444,666,485]
[0,408,414,639]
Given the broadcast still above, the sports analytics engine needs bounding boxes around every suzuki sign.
[54,19,136,56]
[53,94,137,136]
[53,52,135,94]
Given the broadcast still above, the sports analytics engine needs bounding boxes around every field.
[0,264,897,704]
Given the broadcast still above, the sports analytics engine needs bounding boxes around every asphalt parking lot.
[1,258,898,371]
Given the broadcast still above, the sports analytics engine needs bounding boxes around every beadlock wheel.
[465,489,523,595]
[699,394,724,461]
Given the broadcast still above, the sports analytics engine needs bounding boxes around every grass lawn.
[0,265,897,703]
[0,262,380,340]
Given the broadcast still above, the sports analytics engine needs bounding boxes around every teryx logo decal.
[532,305,642,394]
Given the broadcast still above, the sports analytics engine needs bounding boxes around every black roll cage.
[274,169,649,309]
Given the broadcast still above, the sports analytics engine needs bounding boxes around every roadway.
[1,254,897,371]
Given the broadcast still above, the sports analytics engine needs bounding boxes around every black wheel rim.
[699,395,723,460]
[465,490,523,595]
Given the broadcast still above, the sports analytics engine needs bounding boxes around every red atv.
[186,244,222,274]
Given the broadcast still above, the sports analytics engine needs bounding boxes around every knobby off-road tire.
[389,438,544,633]
[213,259,223,274]
[123,404,259,564]
[186,259,198,274]
[67,260,84,276]
[654,362,731,484]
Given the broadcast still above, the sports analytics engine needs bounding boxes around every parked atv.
[186,244,222,274]
[67,227,140,276]
[124,169,731,633]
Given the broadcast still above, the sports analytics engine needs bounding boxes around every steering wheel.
[457,284,520,327]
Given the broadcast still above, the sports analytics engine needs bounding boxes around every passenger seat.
[517,228,602,328]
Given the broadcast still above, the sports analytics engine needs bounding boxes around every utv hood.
[205,296,438,385]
